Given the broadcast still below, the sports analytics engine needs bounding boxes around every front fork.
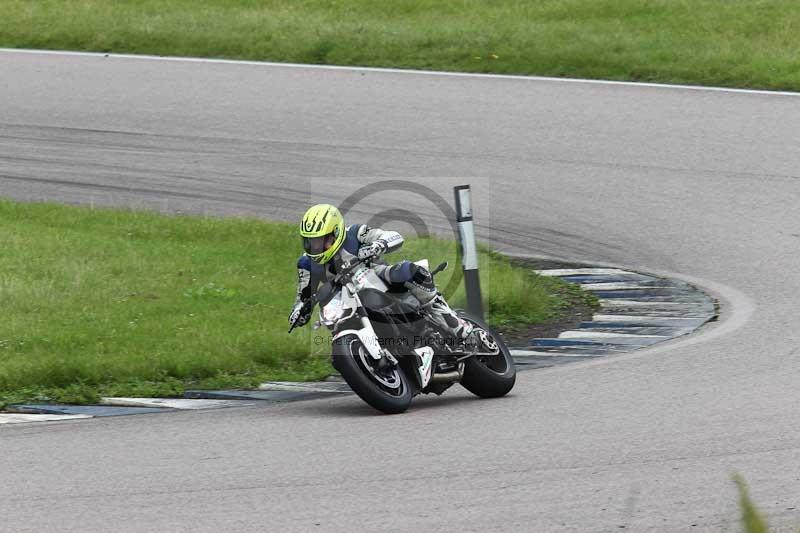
[330,313,397,365]
[355,315,432,389]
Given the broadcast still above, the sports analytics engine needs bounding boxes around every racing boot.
[425,294,474,343]
[404,265,473,345]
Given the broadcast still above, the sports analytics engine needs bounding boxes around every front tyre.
[332,334,413,414]
[458,313,516,398]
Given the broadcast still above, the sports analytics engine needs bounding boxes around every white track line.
[558,331,669,339]
[579,282,673,291]
[534,268,631,277]
[0,413,92,424]
[2,48,798,97]
[600,299,710,307]
[510,349,600,358]
[259,382,349,393]
[100,398,252,409]
[592,314,706,323]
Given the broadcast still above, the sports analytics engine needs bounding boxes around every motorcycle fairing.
[413,346,434,388]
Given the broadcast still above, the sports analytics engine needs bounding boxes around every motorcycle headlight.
[322,298,346,323]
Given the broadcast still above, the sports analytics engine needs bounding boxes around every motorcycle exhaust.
[430,368,463,383]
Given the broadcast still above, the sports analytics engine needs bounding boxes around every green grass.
[0,199,593,406]
[1,0,800,91]
[733,475,769,533]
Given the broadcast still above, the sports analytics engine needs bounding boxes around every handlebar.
[288,258,369,333]
[288,259,443,334]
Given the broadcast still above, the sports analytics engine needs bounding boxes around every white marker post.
[454,185,484,319]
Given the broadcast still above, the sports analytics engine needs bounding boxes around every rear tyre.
[332,334,413,414]
[458,313,516,398]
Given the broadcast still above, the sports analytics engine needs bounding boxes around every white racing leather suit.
[291,224,468,338]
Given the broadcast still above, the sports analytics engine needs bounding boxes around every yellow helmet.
[300,204,345,264]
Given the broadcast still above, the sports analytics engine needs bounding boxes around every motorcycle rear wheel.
[458,313,516,398]
[332,334,413,414]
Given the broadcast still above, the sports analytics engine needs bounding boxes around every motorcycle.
[289,257,516,414]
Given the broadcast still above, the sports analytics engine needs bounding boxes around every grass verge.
[734,475,769,533]
[1,0,799,91]
[0,199,595,407]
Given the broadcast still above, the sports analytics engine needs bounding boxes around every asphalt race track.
[1,50,800,532]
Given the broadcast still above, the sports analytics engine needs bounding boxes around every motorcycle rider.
[288,203,472,343]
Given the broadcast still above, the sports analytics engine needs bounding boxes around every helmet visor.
[303,233,336,257]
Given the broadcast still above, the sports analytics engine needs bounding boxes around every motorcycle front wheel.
[332,334,413,414]
[458,312,516,398]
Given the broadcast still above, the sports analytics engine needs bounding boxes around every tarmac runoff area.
[0,265,715,425]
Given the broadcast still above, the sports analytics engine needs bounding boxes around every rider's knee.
[383,262,436,302]
[410,263,432,285]
[394,261,433,284]
[385,260,416,284]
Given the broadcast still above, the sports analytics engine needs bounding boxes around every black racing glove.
[288,302,312,328]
